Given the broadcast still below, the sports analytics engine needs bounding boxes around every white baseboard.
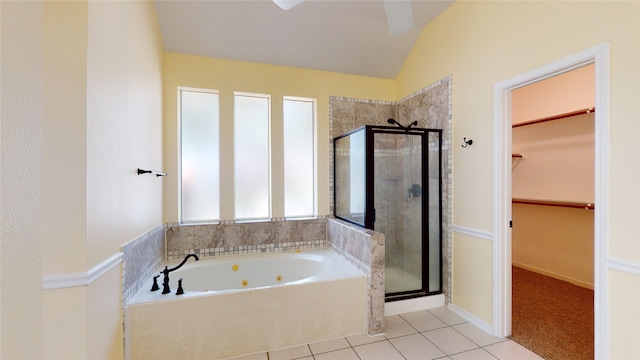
[513,261,594,290]
[385,294,445,316]
[447,303,494,336]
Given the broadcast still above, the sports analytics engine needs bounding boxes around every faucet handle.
[176,278,184,295]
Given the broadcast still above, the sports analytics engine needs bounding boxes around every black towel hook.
[138,168,167,177]
[462,138,473,148]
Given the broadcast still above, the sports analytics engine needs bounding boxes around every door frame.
[492,42,609,357]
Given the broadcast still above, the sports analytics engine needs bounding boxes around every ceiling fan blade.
[383,0,414,36]
[273,0,304,11]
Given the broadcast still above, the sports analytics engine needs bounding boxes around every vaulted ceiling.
[154,0,454,79]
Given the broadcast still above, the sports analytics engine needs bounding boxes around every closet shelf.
[513,198,594,210]
[512,107,595,128]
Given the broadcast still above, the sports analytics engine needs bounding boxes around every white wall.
[86,1,164,269]
[1,1,164,358]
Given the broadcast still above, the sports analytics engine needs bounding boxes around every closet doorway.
[492,42,609,359]
[509,64,595,360]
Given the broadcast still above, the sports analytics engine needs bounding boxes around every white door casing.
[492,42,609,357]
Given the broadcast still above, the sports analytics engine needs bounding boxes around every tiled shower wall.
[329,76,453,303]
[164,218,328,260]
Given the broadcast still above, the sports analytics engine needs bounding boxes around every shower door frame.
[333,125,443,301]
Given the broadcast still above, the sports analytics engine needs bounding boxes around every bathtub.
[125,248,366,360]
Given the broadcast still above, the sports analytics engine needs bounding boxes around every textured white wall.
[42,0,88,275]
[0,1,44,358]
[86,0,164,269]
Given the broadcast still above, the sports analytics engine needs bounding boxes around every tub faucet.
[160,254,199,294]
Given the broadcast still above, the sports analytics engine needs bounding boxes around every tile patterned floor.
[228,307,544,360]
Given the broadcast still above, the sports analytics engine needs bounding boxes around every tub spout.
[160,254,199,294]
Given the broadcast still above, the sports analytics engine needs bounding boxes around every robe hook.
[462,138,473,148]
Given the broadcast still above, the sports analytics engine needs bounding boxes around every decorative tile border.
[165,218,328,260]
[330,243,369,277]
[167,239,328,260]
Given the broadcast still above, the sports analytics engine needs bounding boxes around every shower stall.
[334,123,442,301]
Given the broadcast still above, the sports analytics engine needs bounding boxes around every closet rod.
[512,107,595,128]
[513,198,594,210]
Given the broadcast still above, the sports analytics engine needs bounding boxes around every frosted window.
[180,89,219,222]
[234,93,271,220]
[284,98,315,218]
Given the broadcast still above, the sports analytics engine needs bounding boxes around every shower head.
[387,118,404,128]
[387,118,418,130]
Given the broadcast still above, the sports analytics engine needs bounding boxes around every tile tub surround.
[328,218,385,335]
[121,224,165,307]
[165,218,327,260]
[329,76,453,303]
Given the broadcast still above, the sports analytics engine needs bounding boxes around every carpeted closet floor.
[511,266,594,360]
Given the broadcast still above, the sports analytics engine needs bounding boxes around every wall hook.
[462,137,473,148]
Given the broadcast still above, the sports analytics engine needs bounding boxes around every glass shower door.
[374,132,424,296]
[333,125,442,301]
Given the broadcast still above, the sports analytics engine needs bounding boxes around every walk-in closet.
[510,64,595,360]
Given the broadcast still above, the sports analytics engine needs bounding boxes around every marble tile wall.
[327,218,385,335]
[165,218,328,260]
[121,224,165,306]
[329,76,453,303]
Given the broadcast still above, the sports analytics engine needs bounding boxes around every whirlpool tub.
[125,248,367,359]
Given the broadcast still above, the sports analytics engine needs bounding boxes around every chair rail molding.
[607,257,640,276]
[42,252,123,289]
[452,224,493,241]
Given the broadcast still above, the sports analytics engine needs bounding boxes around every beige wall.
[1,1,44,357]
[2,1,163,358]
[396,1,639,357]
[2,1,639,359]
[43,0,88,275]
[512,113,594,203]
[512,204,594,288]
[511,66,595,289]
[511,64,595,125]
[162,53,396,223]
